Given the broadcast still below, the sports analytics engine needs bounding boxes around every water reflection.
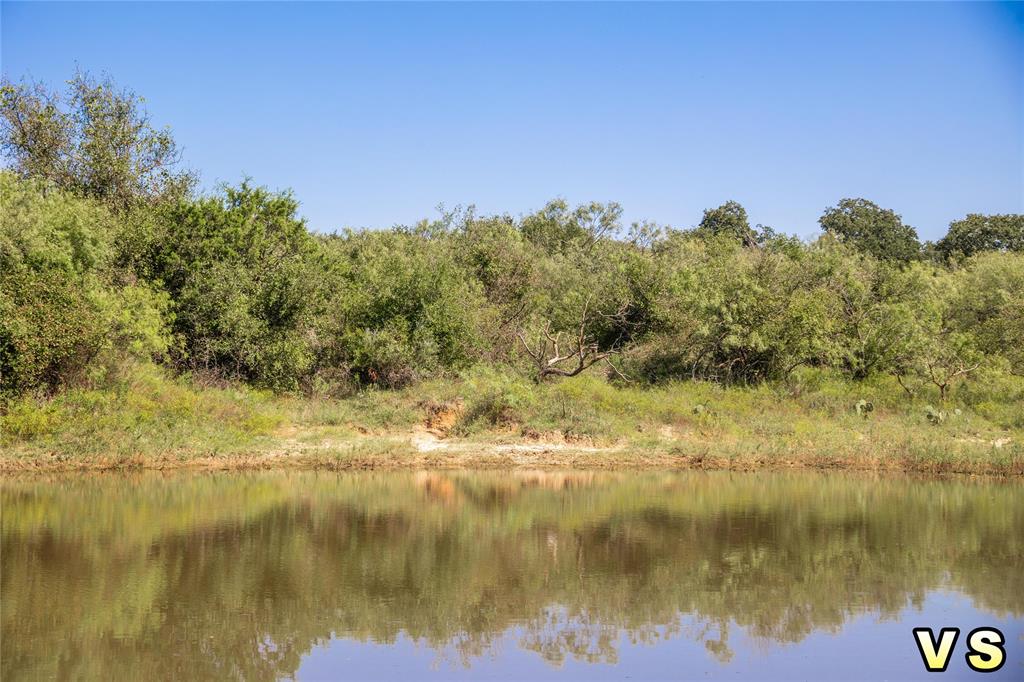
[2,470,1022,680]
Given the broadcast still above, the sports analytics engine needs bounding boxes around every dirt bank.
[2,425,1019,476]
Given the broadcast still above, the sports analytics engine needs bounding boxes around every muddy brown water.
[2,470,1021,680]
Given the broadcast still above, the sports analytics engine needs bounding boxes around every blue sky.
[2,2,1022,240]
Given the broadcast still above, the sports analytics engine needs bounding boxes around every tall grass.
[0,363,284,462]
[2,363,1021,474]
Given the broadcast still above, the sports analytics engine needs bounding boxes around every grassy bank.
[1,364,1022,475]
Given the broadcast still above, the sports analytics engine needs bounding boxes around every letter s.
[965,627,1005,673]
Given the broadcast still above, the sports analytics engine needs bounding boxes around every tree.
[697,200,758,248]
[635,237,839,384]
[517,299,626,381]
[919,331,982,402]
[819,198,920,263]
[455,215,536,321]
[1,73,195,213]
[0,173,171,397]
[520,199,623,255]
[887,270,984,402]
[816,245,933,380]
[936,214,1024,260]
[951,252,1024,375]
[317,227,490,389]
[136,182,322,390]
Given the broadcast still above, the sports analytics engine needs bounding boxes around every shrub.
[952,252,1024,374]
[456,367,535,432]
[317,228,490,387]
[0,269,107,395]
[0,173,171,397]
[134,182,322,391]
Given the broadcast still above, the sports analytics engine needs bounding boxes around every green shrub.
[318,228,490,388]
[1,173,172,397]
[952,252,1024,374]
[0,269,106,395]
[133,182,321,391]
[456,367,535,433]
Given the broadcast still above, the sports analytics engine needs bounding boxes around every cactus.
[855,400,874,419]
[692,403,713,417]
[925,405,946,425]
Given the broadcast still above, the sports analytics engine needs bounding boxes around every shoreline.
[3,433,1021,476]
[4,371,1022,478]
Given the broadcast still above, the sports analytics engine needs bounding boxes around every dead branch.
[517,298,626,381]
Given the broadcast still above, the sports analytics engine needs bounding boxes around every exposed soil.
[3,403,1021,476]
[3,423,1020,477]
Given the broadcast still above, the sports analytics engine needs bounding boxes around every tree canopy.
[1,73,195,213]
[819,198,921,263]
[2,74,1023,403]
[696,200,759,248]
[936,213,1024,260]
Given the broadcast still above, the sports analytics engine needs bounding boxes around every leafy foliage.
[134,182,322,390]
[1,73,195,213]
[936,213,1024,260]
[317,227,490,388]
[1,74,1022,405]
[696,200,758,247]
[951,253,1024,375]
[0,173,170,397]
[819,198,921,262]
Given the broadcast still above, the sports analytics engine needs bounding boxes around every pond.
[2,470,1021,680]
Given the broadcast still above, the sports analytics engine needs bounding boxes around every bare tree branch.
[518,298,625,381]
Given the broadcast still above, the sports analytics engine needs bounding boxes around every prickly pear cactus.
[692,403,713,417]
[855,400,874,419]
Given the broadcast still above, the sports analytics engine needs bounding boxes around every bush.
[0,269,107,395]
[952,252,1024,374]
[1,173,171,397]
[317,228,490,388]
[634,235,837,384]
[133,182,321,391]
[3,145,1022,408]
[455,367,535,433]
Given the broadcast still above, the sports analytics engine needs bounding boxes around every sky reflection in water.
[2,470,1021,680]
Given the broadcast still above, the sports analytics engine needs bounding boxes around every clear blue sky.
[2,2,1022,240]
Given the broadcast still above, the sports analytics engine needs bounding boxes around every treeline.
[2,74,1023,401]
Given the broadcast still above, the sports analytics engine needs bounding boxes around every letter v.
[913,627,960,672]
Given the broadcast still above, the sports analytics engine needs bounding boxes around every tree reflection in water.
[2,470,1021,680]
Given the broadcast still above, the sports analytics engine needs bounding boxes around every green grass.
[0,364,286,465]
[2,363,1021,474]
